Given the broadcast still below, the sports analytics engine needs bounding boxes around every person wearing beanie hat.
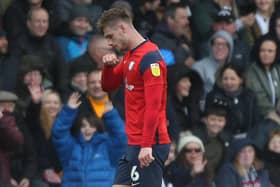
[177,133,205,153]
[15,54,53,115]
[164,132,213,187]
[56,4,91,62]
[216,137,271,187]
[62,58,94,102]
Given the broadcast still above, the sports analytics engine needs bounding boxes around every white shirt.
[255,11,270,35]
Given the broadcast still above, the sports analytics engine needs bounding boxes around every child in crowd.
[52,92,127,187]
[193,97,232,180]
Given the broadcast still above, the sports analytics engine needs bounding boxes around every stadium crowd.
[1,0,280,187]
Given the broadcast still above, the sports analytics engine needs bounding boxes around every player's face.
[103,24,128,52]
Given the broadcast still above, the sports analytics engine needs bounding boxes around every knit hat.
[0,91,18,102]
[20,55,47,77]
[177,133,205,153]
[69,60,93,79]
[69,5,90,22]
[215,7,235,23]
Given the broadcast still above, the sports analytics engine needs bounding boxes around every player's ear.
[119,23,127,33]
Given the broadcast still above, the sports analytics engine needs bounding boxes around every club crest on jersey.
[128,61,135,71]
[150,63,160,77]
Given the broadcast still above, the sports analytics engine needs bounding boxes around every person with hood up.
[56,4,91,62]
[167,63,203,141]
[215,137,272,187]
[192,30,234,99]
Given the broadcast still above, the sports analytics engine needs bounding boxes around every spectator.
[3,0,55,41]
[246,0,276,46]
[0,91,48,187]
[26,89,62,186]
[54,0,103,34]
[216,137,271,187]
[10,7,67,93]
[269,9,280,43]
[165,133,212,187]
[193,100,232,181]
[63,59,93,101]
[192,30,233,98]
[263,129,280,187]
[56,4,91,62]
[246,34,280,117]
[52,93,127,187]
[167,63,203,138]
[249,100,280,150]
[206,63,260,135]
[16,55,53,115]
[191,0,254,58]
[152,2,193,67]
[0,91,24,187]
[0,30,19,92]
[73,34,113,70]
[86,69,110,118]
[213,7,251,69]
[133,0,161,37]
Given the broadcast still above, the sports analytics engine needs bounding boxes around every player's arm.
[102,53,124,91]
[138,50,166,167]
[140,51,166,147]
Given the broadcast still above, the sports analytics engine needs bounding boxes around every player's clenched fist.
[102,53,119,66]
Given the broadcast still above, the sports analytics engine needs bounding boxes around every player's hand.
[138,147,155,168]
[67,92,82,109]
[102,53,119,66]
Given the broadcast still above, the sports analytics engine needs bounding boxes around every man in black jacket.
[0,30,19,92]
[10,7,67,94]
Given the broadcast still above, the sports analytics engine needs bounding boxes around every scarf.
[241,166,261,187]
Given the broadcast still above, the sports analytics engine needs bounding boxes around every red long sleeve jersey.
[102,41,170,147]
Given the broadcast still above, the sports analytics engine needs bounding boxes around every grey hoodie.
[192,30,234,96]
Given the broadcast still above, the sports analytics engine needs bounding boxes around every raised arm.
[101,53,124,91]
[52,93,81,165]
[102,101,127,167]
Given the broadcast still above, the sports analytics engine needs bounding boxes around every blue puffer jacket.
[52,105,127,187]
[56,35,89,62]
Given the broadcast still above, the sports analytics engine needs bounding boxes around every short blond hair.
[97,8,132,32]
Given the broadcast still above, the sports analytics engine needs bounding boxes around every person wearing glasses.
[192,30,233,101]
[164,133,214,187]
